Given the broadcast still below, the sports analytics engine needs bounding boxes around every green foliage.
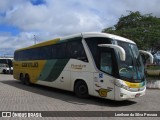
[102,11,160,54]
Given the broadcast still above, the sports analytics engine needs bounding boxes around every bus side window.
[56,43,66,59]
[100,52,113,75]
[51,45,57,59]
[66,40,88,62]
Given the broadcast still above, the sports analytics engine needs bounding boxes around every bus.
[0,58,13,74]
[13,32,153,101]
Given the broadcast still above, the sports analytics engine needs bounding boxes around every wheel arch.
[73,79,90,98]
[72,78,91,95]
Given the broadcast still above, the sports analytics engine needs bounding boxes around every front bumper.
[115,86,146,101]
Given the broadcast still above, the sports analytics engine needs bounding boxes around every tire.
[6,70,9,74]
[74,80,89,98]
[3,70,6,74]
[20,74,25,84]
[24,74,31,86]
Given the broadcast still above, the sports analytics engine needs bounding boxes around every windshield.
[0,59,13,67]
[116,40,145,82]
[85,37,145,83]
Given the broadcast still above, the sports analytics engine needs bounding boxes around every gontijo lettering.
[71,64,86,69]
[22,62,38,68]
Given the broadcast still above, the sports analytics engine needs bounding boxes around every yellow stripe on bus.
[16,38,60,51]
[124,81,145,88]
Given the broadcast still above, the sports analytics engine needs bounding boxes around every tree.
[102,11,160,54]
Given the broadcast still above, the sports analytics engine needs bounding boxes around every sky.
[0,0,160,57]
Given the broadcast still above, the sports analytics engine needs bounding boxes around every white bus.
[0,58,13,74]
[13,32,153,101]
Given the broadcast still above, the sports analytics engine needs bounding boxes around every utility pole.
[34,35,37,45]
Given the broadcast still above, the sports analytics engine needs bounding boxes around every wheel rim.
[79,85,87,94]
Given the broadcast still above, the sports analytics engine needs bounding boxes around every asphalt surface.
[0,74,160,120]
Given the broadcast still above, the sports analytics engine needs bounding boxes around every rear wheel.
[74,80,89,98]
[6,70,9,74]
[24,74,31,86]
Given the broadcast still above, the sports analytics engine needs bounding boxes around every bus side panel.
[36,59,71,91]
[71,71,94,95]
[93,72,115,100]
[68,59,94,95]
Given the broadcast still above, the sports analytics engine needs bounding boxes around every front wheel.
[3,70,6,74]
[74,81,89,98]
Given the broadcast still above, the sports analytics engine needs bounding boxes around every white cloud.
[0,0,160,56]
[0,32,35,49]
[1,0,105,36]
[0,0,23,12]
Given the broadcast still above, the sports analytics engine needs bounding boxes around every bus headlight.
[114,81,129,90]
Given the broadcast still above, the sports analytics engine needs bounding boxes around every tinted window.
[85,37,112,67]
[100,52,113,75]
[56,43,66,59]
[66,40,88,62]
[14,37,88,62]
[0,59,13,67]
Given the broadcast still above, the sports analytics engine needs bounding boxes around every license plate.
[135,93,140,97]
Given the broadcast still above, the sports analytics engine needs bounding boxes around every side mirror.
[98,44,126,61]
[139,50,153,64]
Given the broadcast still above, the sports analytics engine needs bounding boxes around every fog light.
[120,93,124,97]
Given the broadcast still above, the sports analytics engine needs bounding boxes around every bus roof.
[82,32,135,44]
[16,38,60,51]
[16,32,135,51]
[60,32,135,44]
[0,58,13,60]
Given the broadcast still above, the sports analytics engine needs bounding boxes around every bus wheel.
[24,74,31,86]
[74,80,89,98]
[20,74,25,84]
[3,70,6,74]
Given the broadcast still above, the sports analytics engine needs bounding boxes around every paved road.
[0,74,160,120]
